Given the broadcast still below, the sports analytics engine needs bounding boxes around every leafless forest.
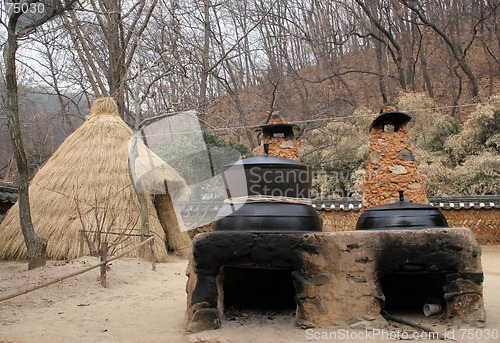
[1,0,499,196]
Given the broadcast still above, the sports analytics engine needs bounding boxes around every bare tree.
[59,0,159,119]
[1,0,76,269]
[400,0,496,102]
[4,0,499,174]
[354,0,406,96]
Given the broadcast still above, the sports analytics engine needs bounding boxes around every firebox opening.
[381,272,446,314]
[223,266,296,313]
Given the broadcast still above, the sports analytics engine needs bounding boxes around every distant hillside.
[0,91,88,181]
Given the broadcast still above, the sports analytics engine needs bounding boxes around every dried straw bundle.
[129,135,191,257]
[0,97,187,262]
[154,190,191,257]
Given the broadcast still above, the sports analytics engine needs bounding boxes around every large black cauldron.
[214,202,322,232]
[356,192,448,230]
[214,154,322,232]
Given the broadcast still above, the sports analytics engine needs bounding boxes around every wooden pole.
[100,242,108,288]
[79,229,84,257]
[0,235,156,303]
[149,237,156,271]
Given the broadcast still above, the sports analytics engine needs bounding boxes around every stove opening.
[381,272,446,313]
[223,266,296,313]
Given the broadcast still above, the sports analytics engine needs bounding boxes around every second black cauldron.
[356,191,448,230]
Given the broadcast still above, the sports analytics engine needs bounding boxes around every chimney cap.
[369,111,412,131]
[255,123,300,135]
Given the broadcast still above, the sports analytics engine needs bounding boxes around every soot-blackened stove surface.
[185,229,486,333]
[191,231,319,273]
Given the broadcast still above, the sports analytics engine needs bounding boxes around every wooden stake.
[100,242,108,288]
[149,238,156,271]
[79,229,84,257]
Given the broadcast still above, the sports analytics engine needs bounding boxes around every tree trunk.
[356,0,406,92]
[4,26,47,270]
[375,39,388,103]
[420,34,435,98]
[103,0,125,117]
[451,65,463,118]
[199,0,211,116]
[400,0,481,101]
[131,65,151,259]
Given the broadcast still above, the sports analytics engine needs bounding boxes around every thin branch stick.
[79,230,153,237]
[382,311,449,341]
[0,235,156,303]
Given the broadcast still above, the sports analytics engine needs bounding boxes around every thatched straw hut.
[0,97,189,262]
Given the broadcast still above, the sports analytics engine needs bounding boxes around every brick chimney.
[256,114,300,161]
[362,105,428,208]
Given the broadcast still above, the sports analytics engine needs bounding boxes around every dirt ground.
[0,246,499,343]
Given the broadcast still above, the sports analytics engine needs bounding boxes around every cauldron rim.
[224,155,308,168]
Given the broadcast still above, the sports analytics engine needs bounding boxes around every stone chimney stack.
[362,104,428,208]
[256,114,300,161]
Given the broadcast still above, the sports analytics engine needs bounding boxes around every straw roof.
[0,97,186,262]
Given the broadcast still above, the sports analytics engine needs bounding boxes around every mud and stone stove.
[185,119,486,333]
